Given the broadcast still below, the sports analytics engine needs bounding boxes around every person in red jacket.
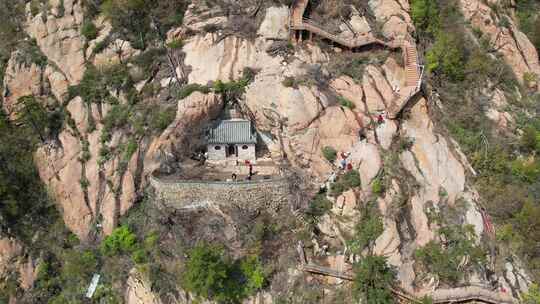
[377,114,384,124]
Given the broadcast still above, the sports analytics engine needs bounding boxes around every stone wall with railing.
[150,173,290,212]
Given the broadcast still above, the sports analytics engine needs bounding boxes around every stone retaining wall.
[150,174,290,212]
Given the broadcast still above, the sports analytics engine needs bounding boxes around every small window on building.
[214,145,221,150]
[242,145,249,150]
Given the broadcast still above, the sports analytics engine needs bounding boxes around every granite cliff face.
[0,0,539,302]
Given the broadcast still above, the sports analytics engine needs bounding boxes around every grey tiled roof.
[208,120,257,144]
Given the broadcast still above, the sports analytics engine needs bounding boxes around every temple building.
[207,118,257,161]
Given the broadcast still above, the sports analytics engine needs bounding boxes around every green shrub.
[321,146,337,162]
[102,63,132,92]
[79,177,90,189]
[521,125,540,153]
[93,284,122,304]
[30,0,41,16]
[414,224,486,284]
[175,83,211,100]
[341,169,361,189]
[398,137,414,151]
[15,95,63,142]
[15,39,48,67]
[104,104,130,131]
[101,0,188,50]
[0,109,60,234]
[410,0,440,35]
[523,283,540,304]
[371,178,384,196]
[69,66,109,104]
[352,255,395,304]
[306,193,332,220]
[124,138,138,159]
[420,295,434,304]
[349,203,384,254]
[150,107,176,131]
[101,225,137,256]
[81,21,98,40]
[131,249,147,264]
[130,47,167,80]
[241,67,258,83]
[338,96,355,109]
[93,37,111,54]
[426,32,466,81]
[282,76,296,88]
[57,0,65,17]
[143,231,159,251]
[239,255,266,294]
[167,39,184,49]
[523,72,538,84]
[331,170,361,196]
[514,201,540,260]
[330,182,346,196]
[213,78,251,101]
[510,158,540,183]
[516,1,540,53]
[61,250,97,281]
[183,244,229,301]
[183,244,266,303]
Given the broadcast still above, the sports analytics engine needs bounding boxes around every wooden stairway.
[404,41,421,87]
[289,0,424,119]
[290,0,396,49]
[296,241,518,304]
[387,40,424,119]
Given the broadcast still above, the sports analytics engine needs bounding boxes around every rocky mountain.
[0,0,539,303]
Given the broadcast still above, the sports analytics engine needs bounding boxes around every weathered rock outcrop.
[258,6,290,40]
[125,269,162,304]
[2,54,44,116]
[26,0,86,85]
[2,0,538,301]
[459,0,540,88]
[369,0,413,39]
[0,238,22,277]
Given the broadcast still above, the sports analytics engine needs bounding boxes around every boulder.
[125,269,162,304]
[2,53,43,117]
[258,6,289,40]
[330,76,365,111]
[332,190,357,216]
[362,65,395,112]
[368,0,412,39]
[348,142,382,191]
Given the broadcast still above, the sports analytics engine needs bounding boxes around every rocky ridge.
[0,0,538,302]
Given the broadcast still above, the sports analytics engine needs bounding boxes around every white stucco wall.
[237,144,256,160]
[208,144,226,160]
[207,144,255,160]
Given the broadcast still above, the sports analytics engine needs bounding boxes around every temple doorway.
[227,145,237,158]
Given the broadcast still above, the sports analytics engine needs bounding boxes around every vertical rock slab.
[26,0,86,84]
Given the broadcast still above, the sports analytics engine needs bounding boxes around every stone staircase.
[289,0,423,119]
